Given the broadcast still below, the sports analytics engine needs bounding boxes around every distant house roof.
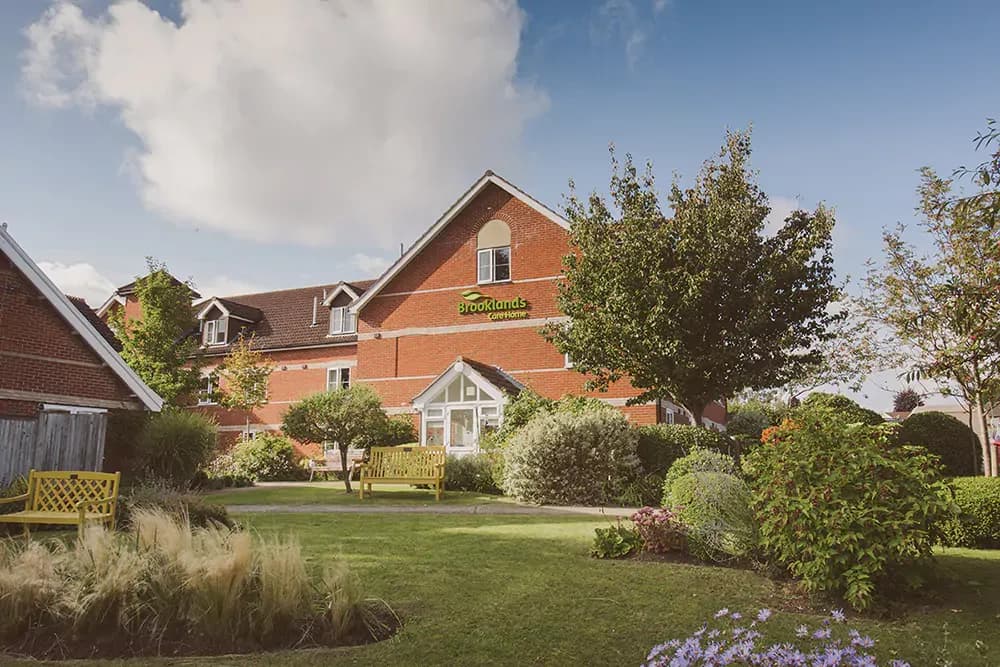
[67,296,121,351]
[194,280,376,355]
[0,225,163,411]
[96,272,201,316]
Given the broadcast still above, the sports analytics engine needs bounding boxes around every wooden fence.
[0,411,108,486]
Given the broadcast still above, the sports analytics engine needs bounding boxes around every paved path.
[227,503,636,516]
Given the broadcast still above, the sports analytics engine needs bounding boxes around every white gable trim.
[321,282,360,307]
[195,298,255,323]
[351,172,569,313]
[95,293,125,317]
[0,225,163,411]
[412,359,505,409]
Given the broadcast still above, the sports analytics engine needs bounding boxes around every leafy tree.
[217,334,274,440]
[893,387,925,413]
[281,384,390,492]
[862,167,1000,476]
[108,259,201,405]
[547,130,841,425]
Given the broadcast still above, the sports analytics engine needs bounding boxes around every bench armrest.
[0,493,28,506]
[76,495,117,515]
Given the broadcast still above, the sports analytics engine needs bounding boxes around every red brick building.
[165,172,726,453]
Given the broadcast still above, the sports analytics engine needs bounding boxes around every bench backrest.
[26,469,120,513]
[323,448,365,469]
[367,445,445,479]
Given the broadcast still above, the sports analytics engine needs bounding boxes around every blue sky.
[1,0,998,410]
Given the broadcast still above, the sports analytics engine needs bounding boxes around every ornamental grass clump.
[743,407,955,611]
[0,509,393,659]
[644,608,912,666]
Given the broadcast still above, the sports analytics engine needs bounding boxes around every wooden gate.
[0,411,108,486]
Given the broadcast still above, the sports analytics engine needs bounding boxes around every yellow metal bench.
[0,470,121,537]
[357,445,446,501]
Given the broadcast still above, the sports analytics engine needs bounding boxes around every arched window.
[476,220,511,283]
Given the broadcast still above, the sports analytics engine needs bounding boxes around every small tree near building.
[893,388,925,413]
[281,384,391,493]
[108,259,201,405]
[217,334,274,440]
[547,130,841,425]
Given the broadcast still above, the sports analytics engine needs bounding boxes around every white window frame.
[197,375,217,405]
[326,367,352,391]
[329,306,357,335]
[477,246,511,284]
[204,318,227,346]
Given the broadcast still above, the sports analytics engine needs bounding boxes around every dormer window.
[204,318,227,346]
[476,219,511,284]
[329,306,356,335]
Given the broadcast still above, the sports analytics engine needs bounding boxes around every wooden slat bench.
[0,469,120,537]
[308,447,365,481]
[357,445,446,501]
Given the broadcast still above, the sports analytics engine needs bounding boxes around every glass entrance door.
[447,408,476,450]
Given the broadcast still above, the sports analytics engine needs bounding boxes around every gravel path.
[227,503,636,516]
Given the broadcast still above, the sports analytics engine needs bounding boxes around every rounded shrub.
[897,412,979,477]
[232,432,303,482]
[662,448,738,506]
[444,453,502,495]
[502,409,640,505]
[668,471,757,561]
[381,415,417,446]
[797,392,883,426]
[636,424,736,475]
[940,476,1000,548]
[138,409,217,486]
[743,407,954,610]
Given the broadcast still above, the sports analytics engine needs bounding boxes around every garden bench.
[357,445,446,501]
[308,447,365,481]
[0,469,120,537]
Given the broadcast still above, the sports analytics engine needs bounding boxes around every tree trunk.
[339,445,353,493]
[974,398,995,477]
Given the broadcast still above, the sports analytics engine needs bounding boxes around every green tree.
[547,130,841,425]
[108,259,200,405]
[862,168,1000,476]
[217,334,274,440]
[281,384,390,493]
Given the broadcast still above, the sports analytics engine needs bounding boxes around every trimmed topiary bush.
[444,454,501,494]
[137,409,217,486]
[743,407,954,610]
[797,392,883,426]
[940,476,1000,548]
[231,432,303,482]
[897,411,979,477]
[661,448,738,506]
[667,471,757,561]
[502,409,640,505]
[635,424,736,475]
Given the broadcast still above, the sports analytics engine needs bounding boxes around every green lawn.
[39,510,1000,666]
[206,482,506,506]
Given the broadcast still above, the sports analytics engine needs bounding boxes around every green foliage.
[726,399,787,451]
[590,522,642,559]
[940,476,1000,548]
[636,424,736,476]
[231,432,303,482]
[630,507,688,554]
[381,415,417,446]
[743,408,956,610]
[897,411,979,477]
[662,448,737,506]
[667,471,757,561]
[0,476,28,518]
[117,481,234,529]
[107,259,201,405]
[502,408,640,505]
[615,473,665,507]
[216,334,274,433]
[443,454,501,495]
[797,392,883,426]
[547,130,841,424]
[137,408,217,486]
[281,385,392,492]
[493,389,554,444]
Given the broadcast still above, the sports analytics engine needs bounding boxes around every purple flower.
[730,611,742,620]
[756,608,773,623]
[795,624,810,638]
[714,608,730,618]
[830,608,846,623]
[812,628,832,640]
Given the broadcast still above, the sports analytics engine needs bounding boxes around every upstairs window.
[477,247,511,284]
[204,318,227,346]
[476,219,511,284]
[326,367,351,391]
[329,306,356,335]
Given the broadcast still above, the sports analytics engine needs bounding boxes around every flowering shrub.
[743,408,954,610]
[630,507,687,554]
[643,608,911,666]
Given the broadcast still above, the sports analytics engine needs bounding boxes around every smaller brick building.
[165,172,725,454]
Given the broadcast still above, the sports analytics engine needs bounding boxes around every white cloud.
[193,275,266,299]
[21,0,547,249]
[350,253,392,277]
[764,195,801,236]
[38,260,116,306]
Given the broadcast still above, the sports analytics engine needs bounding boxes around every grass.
[206,482,506,506]
[19,510,998,666]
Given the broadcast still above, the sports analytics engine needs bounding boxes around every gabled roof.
[321,281,367,307]
[412,356,524,407]
[68,296,121,351]
[0,225,163,411]
[351,171,569,313]
[97,272,200,316]
[196,297,263,323]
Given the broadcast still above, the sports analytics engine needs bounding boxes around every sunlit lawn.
[206,482,506,506]
[35,510,1000,667]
